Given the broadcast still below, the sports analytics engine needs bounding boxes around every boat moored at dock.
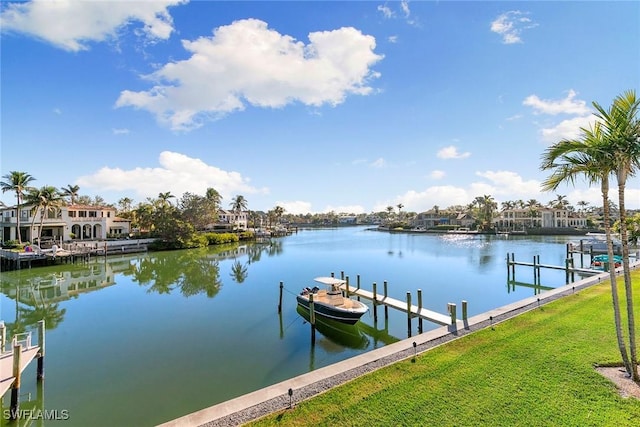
[296,277,368,325]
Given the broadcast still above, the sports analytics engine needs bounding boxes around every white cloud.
[474,171,541,197]
[53,108,62,115]
[375,170,550,212]
[0,0,185,52]
[436,145,471,159]
[76,151,267,201]
[430,170,445,180]
[112,128,130,135]
[371,158,386,168]
[540,115,596,144]
[274,200,312,215]
[377,4,394,19]
[523,90,591,116]
[400,1,411,18]
[388,35,399,43]
[490,10,537,44]
[116,19,384,131]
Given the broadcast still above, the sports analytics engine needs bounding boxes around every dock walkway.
[338,285,452,325]
[0,346,40,397]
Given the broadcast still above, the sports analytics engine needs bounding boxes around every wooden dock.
[0,346,40,397]
[1,320,45,410]
[506,253,603,286]
[338,284,453,326]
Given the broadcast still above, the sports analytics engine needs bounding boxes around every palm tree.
[550,194,569,209]
[26,186,63,243]
[525,199,541,228]
[229,195,248,230]
[157,192,175,208]
[61,184,80,205]
[396,203,404,218]
[541,121,634,379]
[577,200,590,215]
[118,197,133,214]
[205,188,222,206]
[1,171,36,243]
[593,89,640,381]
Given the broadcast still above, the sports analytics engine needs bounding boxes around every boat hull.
[296,295,367,325]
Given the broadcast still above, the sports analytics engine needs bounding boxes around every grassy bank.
[251,271,640,426]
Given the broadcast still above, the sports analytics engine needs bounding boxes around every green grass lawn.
[251,271,640,426]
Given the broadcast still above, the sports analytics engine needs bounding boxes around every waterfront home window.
[69,211,76,218]
[79,211,87,217]
[89,211,97,218]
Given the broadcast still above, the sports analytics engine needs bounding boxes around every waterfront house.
[209,209,248,231]
[0,204,131,243]
[493,207,587,231]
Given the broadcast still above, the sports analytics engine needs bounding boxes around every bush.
[2,239,19,249]
[204,232,240,245]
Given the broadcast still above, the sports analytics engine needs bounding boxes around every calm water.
[0,227,583,426]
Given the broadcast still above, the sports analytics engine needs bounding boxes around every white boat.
[296,277,369,325]
[447,227,479,234]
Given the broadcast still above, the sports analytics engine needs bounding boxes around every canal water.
[0,227,584,426]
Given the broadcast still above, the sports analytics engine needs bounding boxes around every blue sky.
[1,1,639,214]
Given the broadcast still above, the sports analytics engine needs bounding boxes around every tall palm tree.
[1,171,36,243]
[593,89,640,380]
[577,200,590,215]
[118,197,133,214]
[157,192,175,208]
[525,199,541,228]
[541,121,634,379]
[24,186,63,243]
[229,195,248,231]
[205,188,222,207]
[61,184,80,205]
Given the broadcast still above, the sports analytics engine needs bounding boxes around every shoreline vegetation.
[248,270,640,426]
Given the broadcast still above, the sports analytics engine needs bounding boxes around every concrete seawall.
[159,261,639,427]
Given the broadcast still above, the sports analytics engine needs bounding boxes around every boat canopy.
[314,277,347,286]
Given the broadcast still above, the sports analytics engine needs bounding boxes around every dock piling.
[448,303,457,326]
[1,321,5,352]
[406,292,412,337]
[278,281,284,313]
[10,343,22,420]
[309,293,316,344]
[417,289,423,333]
[462,300,468,322]
[37,319,45,381]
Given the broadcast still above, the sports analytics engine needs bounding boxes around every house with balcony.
[1,204,130,243]
[493,207,587,231]
[208,209,248,231]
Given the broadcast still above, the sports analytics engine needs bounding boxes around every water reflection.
[0,263,116,335]
[295,305,369,350]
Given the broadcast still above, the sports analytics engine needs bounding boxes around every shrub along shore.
[249,271,640,426]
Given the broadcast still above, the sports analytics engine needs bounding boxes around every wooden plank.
[339,285,451,326]
[0,346,40,397]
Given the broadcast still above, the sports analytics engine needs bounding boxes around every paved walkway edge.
[159,262,638,427]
